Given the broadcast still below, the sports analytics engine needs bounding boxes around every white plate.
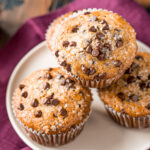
[6,40,150,150]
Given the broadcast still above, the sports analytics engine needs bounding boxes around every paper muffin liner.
[45,8,137,88]
[12,97,92,146]
[104,104,150,128]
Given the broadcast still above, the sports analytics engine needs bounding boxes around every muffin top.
[46,8,137,81]
[99,52,150,117]
[13,68,92,134]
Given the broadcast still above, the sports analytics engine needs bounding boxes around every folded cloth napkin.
[0,0,150,149]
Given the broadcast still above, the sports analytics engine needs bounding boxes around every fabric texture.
[0,0,150,149]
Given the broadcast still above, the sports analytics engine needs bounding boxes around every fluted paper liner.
[105,104,150,128]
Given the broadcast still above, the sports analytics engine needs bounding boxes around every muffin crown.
[13,68,92,134]
[46,8,137,81]
[99,52,150,117]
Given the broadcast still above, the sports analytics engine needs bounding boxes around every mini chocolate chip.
[18,103,24,110]
[139,82,147,90]
[45,73,52,80]
[135,55,143,60]
[65,78,73,83]
[35,110,42,118]
[22,91,28,98]
[53,113,57,118]
[89,26,97,32]
[43,82,50,90]
[63,41,69,47]
[117,92,125,101]
[116,39,123,48]
[49,68,53,71]
[86,45,92,53]
[102,24,109,31]
[137,76,141,80]
[92,49,99,57]
[68,82,75,89]
[73,10,78,13]
[129,94,139,102]
[84,12,90,15]
[114,60,122,67]
[127,76,136,84]
[96,42,103,51]
[70,41,77,47]
[94,72,106,80]
[19,84,25,90]
[51,99,60,106]
[98,53,106,60]
[145,103,150,110]
[81,65,90,75]
[44,97,52,105]
[90,16,98,21]
[96,32,104,40]
[60,61,67,67]
[148,75,150,80]
[89,67,96,75]
[31,99,39,107]
[72,26,79,33]
[104,43,111,51]
[147,82,150,88]
[55,50,59,57]
[60,108,68,117]
[66,64,71,72]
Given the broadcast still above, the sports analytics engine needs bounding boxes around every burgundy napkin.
[0,0,150,149]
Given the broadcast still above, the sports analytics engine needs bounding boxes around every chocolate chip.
[45,73,52,80]
[18,103,24,110]
[104,43,111,51]
[117,92,125,101]
[98,53,106,60]
[147,82,150,88]
[114,60,122,67]
[60,108,68,117]
[102,22,109,31]
[22,91,28,98]
[53,113,57,118]
[19,84,25,90]
[35,110,42,118]
[73,10,78,13]
[116,39,123,48]
[89,67,96,75]
[90,16,98,21]
[43,82,50,90]
[63,41,69,47]
[51,99,60,106]
[86,45,92,53]
[55,50,59,57]
[70,41,77,47]
[65,78,73,83]
[139,82,147,90]
[96,42,103,51]
[84,12,90,15]
[31,99,39,107]
[66,64,71,72]
[145,103,150,110]
[96,32,105,40]
[92,49,99,57]
[89,26,97,32]
[49,68,53,71]
[44,97,52,105]
[148,75,150,80]
[72,26,79,33]
[60,61,67,67]
[81,65,90,75]
[129,94,139,102]
[94,72,106,80]
[137,76,141,80]
[135,55,143,60]
[127,76,136,84]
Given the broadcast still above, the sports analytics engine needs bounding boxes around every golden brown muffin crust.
[46,9,137,82]
[13,68,92,134]
[99,52,150,117]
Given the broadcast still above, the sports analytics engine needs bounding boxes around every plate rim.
[6,40,150,149]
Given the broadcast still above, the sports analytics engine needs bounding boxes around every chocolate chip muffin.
[13,68,92,146]
[99,52,150,128]
[46,8,137,88]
